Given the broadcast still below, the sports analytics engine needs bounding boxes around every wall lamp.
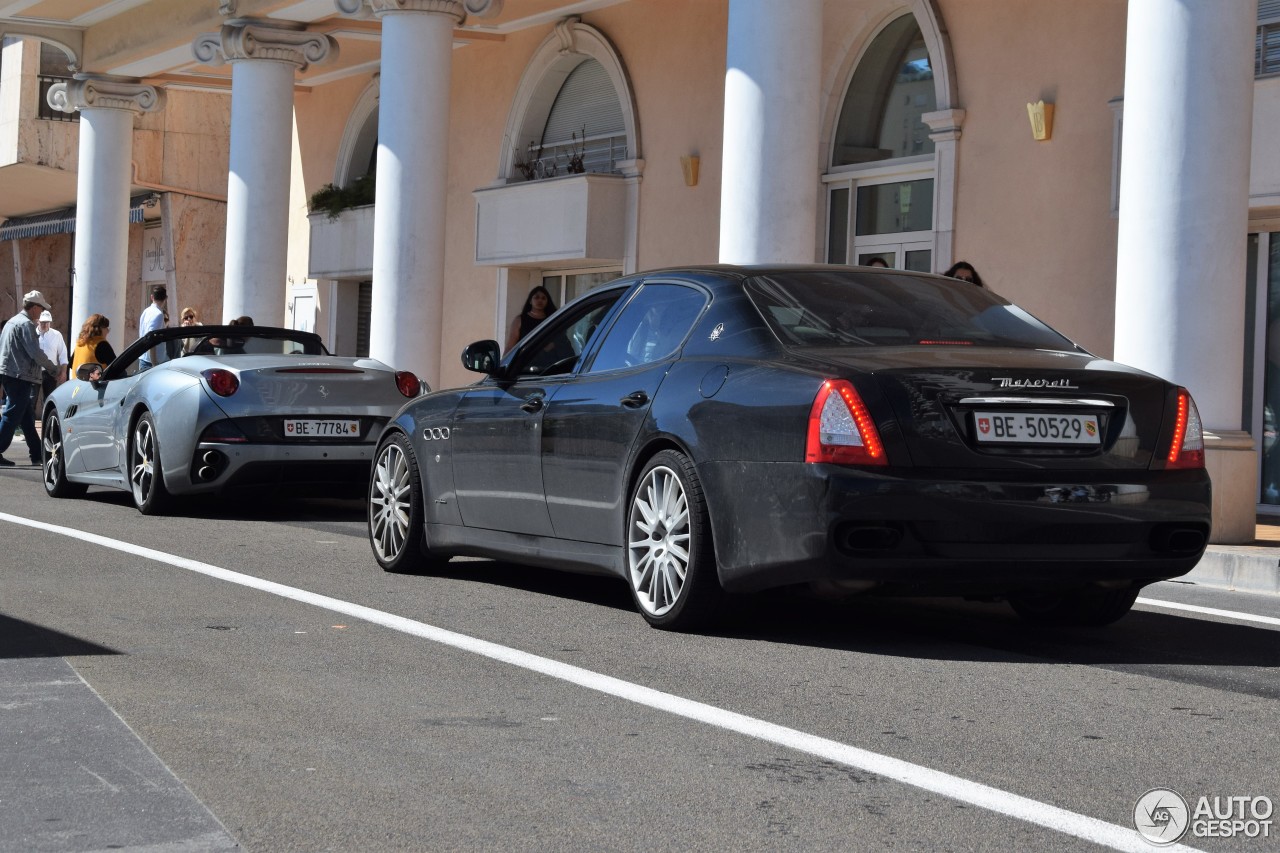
[680,154,700,187]
[1027,100,1054,141]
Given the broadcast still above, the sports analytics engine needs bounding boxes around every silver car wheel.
[130,417,159,506]
[370,440,413,562]
[43,415,63,488]
[628,464,692,618]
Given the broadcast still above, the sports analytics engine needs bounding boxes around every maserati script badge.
[992,377,1079,390]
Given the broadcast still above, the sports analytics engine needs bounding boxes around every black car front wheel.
[1009,585,1141,627]
[626,450,723,630]
[369,432,446,574]
[42,411,86,499]
[129,412,172,515]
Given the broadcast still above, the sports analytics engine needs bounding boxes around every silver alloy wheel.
[370,440,412,562]
[130,417,158,506]
[628,464,692,617]
[42,414,62,489]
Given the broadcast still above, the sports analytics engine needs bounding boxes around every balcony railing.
[511,132,627,183]
[37,75,78,121]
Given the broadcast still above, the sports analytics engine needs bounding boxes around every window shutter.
[541,59,624,147]
[1262,0,1280,24]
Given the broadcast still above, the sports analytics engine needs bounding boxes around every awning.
[0,194,154,241]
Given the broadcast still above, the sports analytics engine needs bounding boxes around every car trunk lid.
[795,346,1171,470]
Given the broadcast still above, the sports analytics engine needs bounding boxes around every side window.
[515,292,623,376]
[588,283,707,373]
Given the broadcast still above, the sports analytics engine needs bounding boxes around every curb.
[1185,547,1280,595]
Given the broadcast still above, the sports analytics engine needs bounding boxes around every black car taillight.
[1164,387,1205,469]
[805,379,887,466]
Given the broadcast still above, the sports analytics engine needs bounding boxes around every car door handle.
[521,395,544,413]
[620,391,649,408]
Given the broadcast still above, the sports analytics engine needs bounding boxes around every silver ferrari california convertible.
[42,324,424,514]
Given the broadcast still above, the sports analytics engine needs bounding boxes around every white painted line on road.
[1137,597,1280,627]
[3,511,1203,853]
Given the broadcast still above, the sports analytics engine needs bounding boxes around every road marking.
[1137,597,1280,627]
[2,511,1202,853]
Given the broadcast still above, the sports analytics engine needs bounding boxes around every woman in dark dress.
[505,286,557,351]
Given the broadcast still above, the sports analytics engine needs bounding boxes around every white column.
[195,20,336,326]
[1114,0,1255,542]
[718,0,822,264]
[369,3,457,382]
[47,76,161,349]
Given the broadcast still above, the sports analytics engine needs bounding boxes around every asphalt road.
[1,463,1277,852]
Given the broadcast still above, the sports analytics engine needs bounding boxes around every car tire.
[626,449,723,631]
[42,411,87,499]
[129,412,172,515]
[1008,585,1141,627]
[368,431,447,574]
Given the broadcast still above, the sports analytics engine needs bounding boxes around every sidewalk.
[1188,517,1280,595]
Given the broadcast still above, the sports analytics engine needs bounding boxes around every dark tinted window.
[514,291,623,376]
[588,283,707,372]
[744,271,1079,351]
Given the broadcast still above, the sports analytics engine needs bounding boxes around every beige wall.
[0,233,71,328]
[939,0,1127,357]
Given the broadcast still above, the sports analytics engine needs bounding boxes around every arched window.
[510,57,627,182]
[825,13,940,272]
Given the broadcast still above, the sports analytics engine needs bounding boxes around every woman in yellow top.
[71,314,117,375]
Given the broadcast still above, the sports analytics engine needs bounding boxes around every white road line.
[2,511,1202,853]
[1137,597,1280,627]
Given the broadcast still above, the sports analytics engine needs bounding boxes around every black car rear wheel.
[42,411,86,499]
[626,450,722,630]
[369,432,446,574]
[1009,586,1141,627]
[129,412,172,515]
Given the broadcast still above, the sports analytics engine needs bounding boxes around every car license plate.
[283,419,361,438]
[973,412,1100,445]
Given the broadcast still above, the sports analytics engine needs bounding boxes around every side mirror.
[461,339,503,375]
[75,363,102,383]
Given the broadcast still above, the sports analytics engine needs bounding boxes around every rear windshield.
[744,271,1080,351]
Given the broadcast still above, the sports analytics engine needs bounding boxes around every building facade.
[0,0,1275,543]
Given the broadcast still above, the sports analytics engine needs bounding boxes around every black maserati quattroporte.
[366,266,1211,630]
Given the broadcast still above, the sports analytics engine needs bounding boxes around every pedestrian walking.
[0,291,63,467]
[138,285,168,370]
[36,310,68,409]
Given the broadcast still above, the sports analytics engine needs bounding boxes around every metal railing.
[512,132,628,182]
[37,75,78,121]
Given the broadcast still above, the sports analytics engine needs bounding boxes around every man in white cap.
[0,290,63,466]
[36,309,68,409]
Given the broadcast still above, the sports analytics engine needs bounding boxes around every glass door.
[825,164,934,271]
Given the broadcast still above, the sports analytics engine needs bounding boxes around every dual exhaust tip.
[196,449,224,483]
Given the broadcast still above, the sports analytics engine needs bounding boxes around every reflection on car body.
[41,324,425,515]
[366,265,1211,631]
